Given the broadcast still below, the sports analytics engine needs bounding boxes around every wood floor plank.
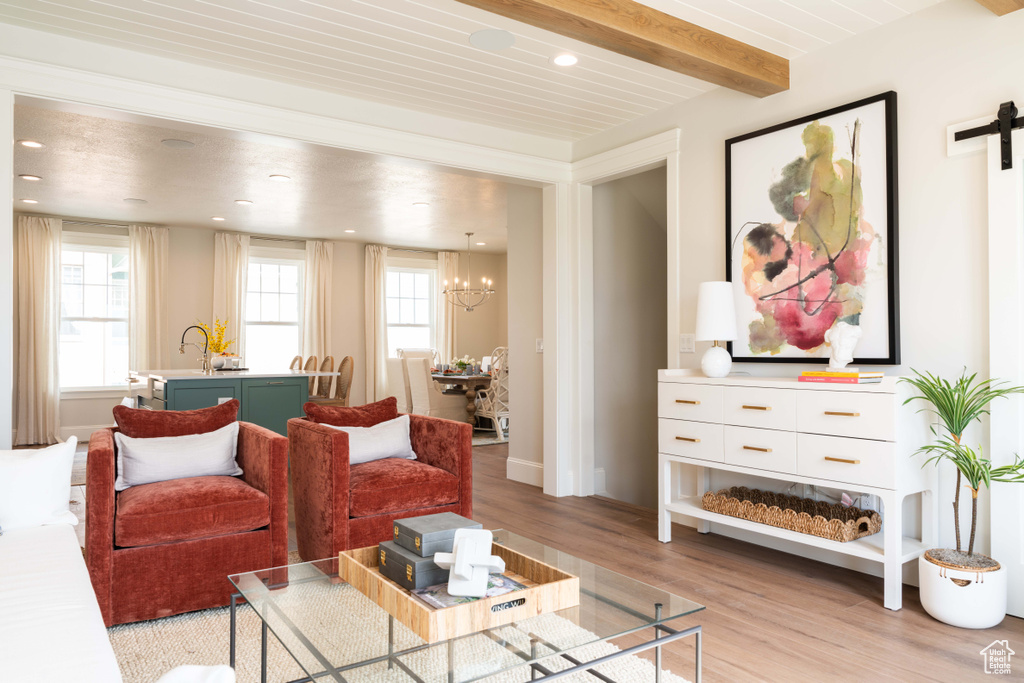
[471,444,1024,682]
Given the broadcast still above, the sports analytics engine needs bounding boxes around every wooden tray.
[339,543,580,643]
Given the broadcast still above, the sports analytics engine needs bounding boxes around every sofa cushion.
[0,437,78,532]
[114,422,242,491]
[114,399,239,438]
[349,458,459,518]
[304,396,397,428]
[115,475,269,548]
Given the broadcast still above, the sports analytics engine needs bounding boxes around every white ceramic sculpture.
[433,528,505,597]
[824,322,862,370]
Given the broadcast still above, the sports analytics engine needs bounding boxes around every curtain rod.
[389,247,438,255]
[61,219,134,229]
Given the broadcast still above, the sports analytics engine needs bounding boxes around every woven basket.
[701,486,882,543]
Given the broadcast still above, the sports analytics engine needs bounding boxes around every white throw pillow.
[323,414,418,465]
[114,422,242,491]
[0,437,78,533]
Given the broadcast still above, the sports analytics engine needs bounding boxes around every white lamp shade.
[695,281,737,342]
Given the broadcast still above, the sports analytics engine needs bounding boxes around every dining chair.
[386,358,413,413]
[476,346,509,441]
[303,356,318,395]
[397,348,440,368]
[406,358,468,422]
[315,356,335,398]
[335,356,354,406]
[289,355,302,371]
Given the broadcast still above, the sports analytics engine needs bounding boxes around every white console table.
[657,370,936,610]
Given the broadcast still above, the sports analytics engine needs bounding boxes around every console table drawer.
[723,386,796,431]
[658,383,722,423]
[658,419,724,462]
[797,391,894,441]
[724,426,797,473]
[797,433,895,489]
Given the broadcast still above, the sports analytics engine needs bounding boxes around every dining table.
[431,372,491,426]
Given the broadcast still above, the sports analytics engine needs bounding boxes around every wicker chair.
[303,356,318,395]
[315,356,335,399]
[476,346,509,441]
[308,355,354,407]
[289,355,302,371]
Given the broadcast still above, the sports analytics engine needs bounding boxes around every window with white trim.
[59,233,130,388]
[245,251,303,371]
[386,261,436,358]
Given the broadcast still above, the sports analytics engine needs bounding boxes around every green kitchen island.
[130,369,336,436]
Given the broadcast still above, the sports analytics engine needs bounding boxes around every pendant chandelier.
[443,232,495,312]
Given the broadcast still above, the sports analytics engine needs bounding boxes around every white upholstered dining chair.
[405,358,468,422]
[386,357,413,413]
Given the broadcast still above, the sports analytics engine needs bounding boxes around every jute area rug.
[108,576,690,683]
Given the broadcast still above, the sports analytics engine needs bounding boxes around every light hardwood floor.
[471,444,1024,682]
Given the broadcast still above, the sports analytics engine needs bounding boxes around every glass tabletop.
[228,530,704,683]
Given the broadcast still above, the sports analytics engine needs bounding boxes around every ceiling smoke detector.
[469,29,515,51]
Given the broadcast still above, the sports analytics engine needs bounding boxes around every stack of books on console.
[798,370,884,384]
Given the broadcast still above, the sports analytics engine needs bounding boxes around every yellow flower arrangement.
[198,318,236,355]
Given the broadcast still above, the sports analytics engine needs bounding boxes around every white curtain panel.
[436,251,459,366]
[15,216,61,445]
[212,232,250,359]
[302,240,333,360]
[128,225,169,372]
[364,244,389,402]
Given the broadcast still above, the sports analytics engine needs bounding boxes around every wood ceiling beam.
[974,0,1024,15]
[453,0,788,97]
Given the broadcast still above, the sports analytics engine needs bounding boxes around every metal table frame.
[229,573,702,683]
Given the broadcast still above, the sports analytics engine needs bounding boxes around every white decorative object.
[656,370,934,611]
[321,414,418,465]
[114,422,241,491]
[433,528,505,597]
[0,437,78,532]
[824,322,862,370]
[211,356,229,370]
[695,281,737,378]
[918,555,1006,629]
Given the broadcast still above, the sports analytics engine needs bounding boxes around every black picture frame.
[725,91,899,365]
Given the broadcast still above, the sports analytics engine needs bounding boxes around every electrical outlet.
[679,333,696,353]
[536,338,544,353]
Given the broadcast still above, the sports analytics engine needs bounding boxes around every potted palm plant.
[902,369,1024,628]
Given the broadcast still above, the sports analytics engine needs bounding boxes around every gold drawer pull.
[824,456,861,465]
[824,411,860,417]
[742,445,772,453]
[675,436,700,443]
[742,405,771,411]
[675,399,700,405]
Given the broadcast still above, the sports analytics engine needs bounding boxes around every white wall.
[453,251,508,362]
[593,168,667,508]
[575,0,1024,558]
[506,184,545,485]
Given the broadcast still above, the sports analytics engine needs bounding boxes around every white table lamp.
[695,281,737,378]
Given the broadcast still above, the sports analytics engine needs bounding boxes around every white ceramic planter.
[918,553,1006,629]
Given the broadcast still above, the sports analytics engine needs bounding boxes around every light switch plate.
[536,338,544,353]
[679,333,696,353]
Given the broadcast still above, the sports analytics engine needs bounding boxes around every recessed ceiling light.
[476,242,486,246]
[234,199,253,205]
[18,140,44,148]
[123,198,148,204]
[19,174,41,181]
[344,230,356,234]
[269,174,291,182]
[211,216,226,221]
[552,53,578,67]
[20,198,38,204]
[469,29,515,51]
[161,139,195,149]
[412,202,430,208]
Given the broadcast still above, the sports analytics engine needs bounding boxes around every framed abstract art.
[725,91,899,365]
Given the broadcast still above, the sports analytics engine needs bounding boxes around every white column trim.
[0,88,11,449]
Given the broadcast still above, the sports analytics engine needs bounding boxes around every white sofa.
[0,523,123,682]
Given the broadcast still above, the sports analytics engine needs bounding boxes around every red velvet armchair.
[288,405,473,560]
[86,404,289,626]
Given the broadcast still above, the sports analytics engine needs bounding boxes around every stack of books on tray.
[798,370,884,384]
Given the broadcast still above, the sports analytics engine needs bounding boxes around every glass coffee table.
[228,530,704,683]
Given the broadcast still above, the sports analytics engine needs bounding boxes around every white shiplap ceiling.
[0,0,942,142]
[14,100,511,250]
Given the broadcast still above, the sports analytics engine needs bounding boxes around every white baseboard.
[61,424,112,443]
[594,467,607,496]
[506,457,543,487]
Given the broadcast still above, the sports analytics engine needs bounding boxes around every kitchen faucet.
[179,325,212,374]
